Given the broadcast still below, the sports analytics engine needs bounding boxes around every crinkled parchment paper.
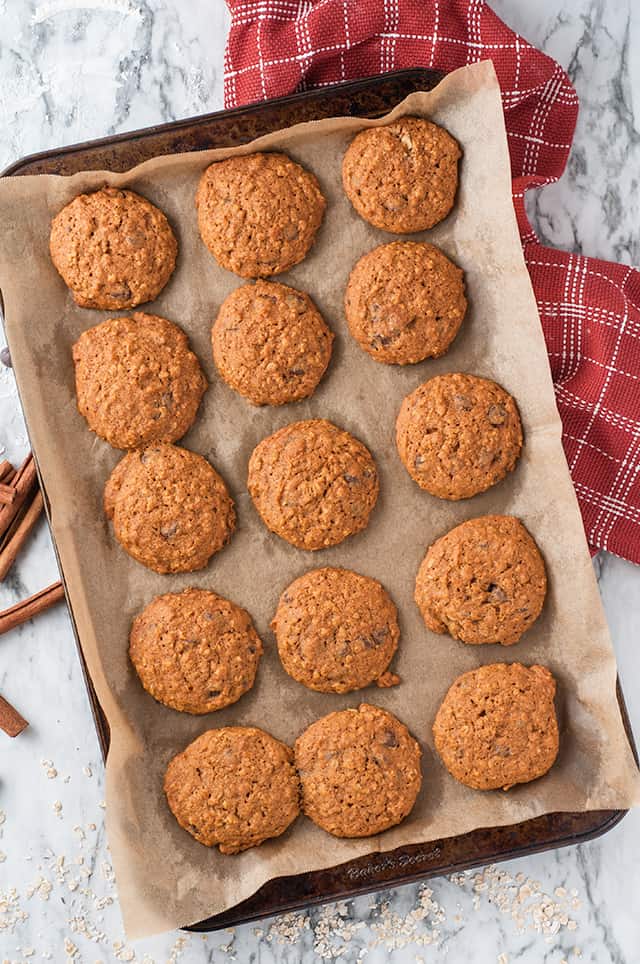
[0,61,637,939]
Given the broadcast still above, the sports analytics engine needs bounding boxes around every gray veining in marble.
[0,1,639,961]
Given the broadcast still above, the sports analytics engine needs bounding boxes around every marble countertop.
[1,0,639,961]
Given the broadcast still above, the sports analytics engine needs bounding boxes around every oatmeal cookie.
[130,588,263,713]
[212,281,333,405]
[50,187,177,309]
[345,241,466,364]
[164,726,300,853]
[104,443,235,573]
[433,662,559,790]
[196,152,325,277]
[247,419,379,550]
[294,704,422,837]
[73,313,206,449]
[342,117,460,233]
[415,515,546,645]
[396,373,523,499]
[272,567,399,692]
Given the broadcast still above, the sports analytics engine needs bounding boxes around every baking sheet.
[0,61,637,939]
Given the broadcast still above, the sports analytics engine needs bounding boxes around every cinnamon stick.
[0,581,65,636]
[0,483,16,505]
[13,452,33,483]
[8,453,33,493]
[0,459,12,482]
[0,495,29,552]
[0,490,44,581]
[0,455,37,541]
[0,694,28,737]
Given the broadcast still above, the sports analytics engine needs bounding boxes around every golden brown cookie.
[396,373,523,499]
[272,567,399,693]
[72,313,207,450]
[212,281,333,405]
[196,152,325,278]
[342,117,461,233]
[164,727,300,853]
[344,241,466,364]
[415,516,547,646]
[49,187,177,309]
[104,444,235,573]
[433,663,559,790]
[248,419,379,550]
[294,704,422,837]
[130,588,263,714]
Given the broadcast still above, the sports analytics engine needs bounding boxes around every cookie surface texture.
[396,373,523,499]
[50,187,177,309]
[73,313,206,449]
[248,419,379,550]
[433,662,559,790]
[415,515,547,646]
[272,567,399,692]
[130,588,263,713]
[342,116,461,233]
[196,152,325,277]
[164,727,300,853]
[212,281,333,405]
[104,443,235,573]
[345,241,466,364]
[294,704,422,837]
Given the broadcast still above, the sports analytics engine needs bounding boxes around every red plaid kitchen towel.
[224,0,640,563]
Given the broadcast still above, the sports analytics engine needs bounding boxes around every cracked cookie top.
[73,312,207,449]
[212,281,333,405]
[130,588,263,714]
[433,663,559,791]
[415,515,547,646]
[295,704,422,838]
[165,726,300,853]
[272,567,400,693]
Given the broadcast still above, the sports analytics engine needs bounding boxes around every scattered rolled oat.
[369,888,444,953]
[0,749,590,964]
[41,760,58,780]
[449,865,580,940]
[113,940,135,962]
[267,912,310,946]
[26,876,52,902]
[168,935,190,963]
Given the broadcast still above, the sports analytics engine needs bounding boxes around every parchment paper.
[0,61,638,940]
